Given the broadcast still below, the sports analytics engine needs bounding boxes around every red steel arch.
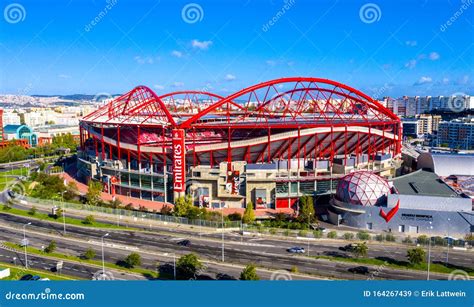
[179,77,398,129]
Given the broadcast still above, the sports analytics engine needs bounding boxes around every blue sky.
[0,0,473,97]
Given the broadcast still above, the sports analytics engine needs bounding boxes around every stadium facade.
[77,77,402,209]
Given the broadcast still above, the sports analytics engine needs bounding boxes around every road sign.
[56,261,63,271]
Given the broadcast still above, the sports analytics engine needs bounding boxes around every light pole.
[308,213,311,256]
[101,233,109,280]
[197,212,202,239]
[23,222,31,268]
[221,208,225,262]
[59,190,67,235]
[427,222,433,281]
[446,218,450,265]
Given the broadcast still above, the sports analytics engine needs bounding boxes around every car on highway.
[287,247,305,254]
[20,274,33,281]
[348,266,370,275]
[30,275,41,281]
[177,240,191,247]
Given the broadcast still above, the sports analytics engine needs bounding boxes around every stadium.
[77,77,402,210]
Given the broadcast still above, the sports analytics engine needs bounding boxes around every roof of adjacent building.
[3,124,28,133]
[417,152,474,177]
[392,169,460,198]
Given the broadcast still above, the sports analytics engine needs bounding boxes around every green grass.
[4,242,159,279]
[0,168,29,190]
[315,255,474,276]
[0,261,76,281]
[2,206,135,231]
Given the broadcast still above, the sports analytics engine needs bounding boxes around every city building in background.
[437,116,474,150]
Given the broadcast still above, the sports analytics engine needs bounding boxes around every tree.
[407,247,426,265]
[83,215,95,225]
[173,195,193,217]
[327,231,337,239]
[240,264,259,280]
[417,235,429,245]
[82,248,96,260]
[343,232,355,240]
[357,231,370,240]
[176,253,203,279]
[298,195,315,224]
[124,252,142,268]
[242,202,255,224]
[44,240,57,253]
[352,242,368,258]
[86,181,103,206]
[28,206,37,216]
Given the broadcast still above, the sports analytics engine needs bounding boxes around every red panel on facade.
[276,198,298,209]
[172,129,186,192]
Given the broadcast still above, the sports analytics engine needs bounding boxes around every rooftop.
[392,169,460,198]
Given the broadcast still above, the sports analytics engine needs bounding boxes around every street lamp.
[58,190,67,235]
[101,233,109,280]
[427,222,433,281]
[23,222,31,268]
[221,207,225,262]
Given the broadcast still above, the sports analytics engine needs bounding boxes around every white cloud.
[458,75,470,85]
[191,39,213,50]
[171,82,184,87]
[224,74,236,81]
[429,52,440,60]
[405,40,417,47]
[58,74,71,79]
[405,59,417,69]
[134,56,158,64]
[154,84,165,90]
[171,50,183,58]
[442,77,449,85]
[266,60,276,66]
[414,76,432,86]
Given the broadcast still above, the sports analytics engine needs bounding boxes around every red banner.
[172,129,186,192]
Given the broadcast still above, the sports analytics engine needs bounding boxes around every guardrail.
[20,195,241,229]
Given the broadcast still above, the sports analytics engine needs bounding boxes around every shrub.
[290,266,298,273]
[343,233,354,240]
[28,206,37,216]
[298,230,308,237]
[356,231,370,240]
[124,252,142,268]
[327,231,337,239]
[417,235,429,245]
[283,229,291,237]
[375,234,384,242]
[177,253,203,279]
[82,215,95,225]
[44,240,56,253]
[407,247,426,265]
[313,230,323,238]
[269,228,277,235]
[82,248,96,260]
[240,264,259,280]
[385,234,396,242]
[402,236,413,244]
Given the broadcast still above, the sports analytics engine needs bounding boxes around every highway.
[0,212,468,280]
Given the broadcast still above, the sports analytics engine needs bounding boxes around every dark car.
[20,274,33,281]
[177,240,191,247]
[287,247,305,254]
[30,275,41,281]
[348,266,370,275]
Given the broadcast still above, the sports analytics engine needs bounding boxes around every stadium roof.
[417,152,474,177]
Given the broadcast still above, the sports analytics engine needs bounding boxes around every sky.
[0,0,473,98]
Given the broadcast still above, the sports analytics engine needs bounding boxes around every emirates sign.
[172,129,186,192]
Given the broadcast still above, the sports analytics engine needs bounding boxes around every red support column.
[297,128,301,169]
[162,127,167,172]
[344,126,348,167]
[101,125,105,161]
[267,128,271,163]
[117,126,121,160]
[137,125,141,168]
